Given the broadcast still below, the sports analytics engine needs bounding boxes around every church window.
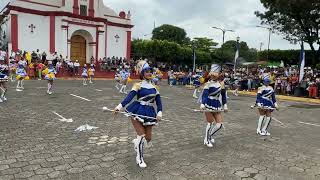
[80,5,87,16]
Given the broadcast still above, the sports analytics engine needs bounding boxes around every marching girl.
[119,68,130,94]
[44,61,57,95]
[0,59,9,103]
[88,64,95,84]
[192,69,202,98]
[81,64,88,86]
[114,69,121,90]
[200,64,228,148]
[114,60,163,168]
[16,62,27,91]
[255,75,279,136]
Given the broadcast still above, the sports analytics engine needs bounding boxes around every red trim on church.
[50,15,55,53]
[11,14,18,52]
[105,25,107,57]
[73,0,79,15]
[62,19,103,28]
[126,31,131,61]
[89,0,94,17]
[18,0,61,8]
[7,5,134,29]
[96,27,99,62]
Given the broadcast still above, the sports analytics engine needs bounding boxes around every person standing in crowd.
[41,51,47,64]
[74,60,80,76]
[68,60,74,76]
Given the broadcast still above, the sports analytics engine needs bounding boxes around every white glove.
[156,111,162,121]
[114,104,123,112]
[200,104,206,110]
[274,103,279,110]
[223,104,228,112]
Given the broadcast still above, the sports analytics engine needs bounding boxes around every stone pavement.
[0,80,320,180]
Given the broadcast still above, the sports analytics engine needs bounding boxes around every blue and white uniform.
[201,80,227,112]
[256,85,276,110]
[0,64,8,82]
[82,67,88,78]
[255,77,279,136]
[114,60,163,168]
[193,74,201,87]
[44,67,57,80]
[119,69,130,93]
[119,80,162,126]
[16,66,27,78]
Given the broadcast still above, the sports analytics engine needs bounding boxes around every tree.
[152,24,187,44]
[255,0,320,65]
[191,37,218,52]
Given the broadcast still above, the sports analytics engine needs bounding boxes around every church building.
[0,0,133,64]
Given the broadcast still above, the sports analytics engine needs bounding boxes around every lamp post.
[256,25,272,61]
[211,26,235,64]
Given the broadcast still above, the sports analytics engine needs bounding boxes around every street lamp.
[256,25,272,61]
[234,36,240,72]
[211,26,235,64]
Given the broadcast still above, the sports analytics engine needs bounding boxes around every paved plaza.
[0,80,320,180]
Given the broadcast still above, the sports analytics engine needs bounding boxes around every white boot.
[0,87,7,101]
[119,85,125,93]
[123,85,127,94]
[204,123,213,148]
[21,80,24,89]
[209,123,222,143]
[193,89,198,98]
[261,117,271,136]
[115,83,120,90]
[89,77,93,84]
[134,135,147,168]
[83,79,87,86]
[257,115,265,135]
[16,81,22,91]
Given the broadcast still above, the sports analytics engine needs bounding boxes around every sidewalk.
[231,90,320,104]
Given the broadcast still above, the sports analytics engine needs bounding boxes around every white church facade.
[0,0,133,65]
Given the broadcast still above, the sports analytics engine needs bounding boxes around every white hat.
[136,60,150,74]
[210,64,221,73]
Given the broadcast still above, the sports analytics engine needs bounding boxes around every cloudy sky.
[0,0,303,50]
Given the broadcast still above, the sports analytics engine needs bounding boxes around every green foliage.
[191,37,218,52]
[255,0,320,65]
[152,24,187,45]
[131,39,213,65]
[258,49,314,66]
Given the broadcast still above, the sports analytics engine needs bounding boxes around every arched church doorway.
[70,35,86,65]
[69,29,94,66]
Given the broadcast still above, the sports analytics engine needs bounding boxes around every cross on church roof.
[114,34,120,42]
[28,24,36,33]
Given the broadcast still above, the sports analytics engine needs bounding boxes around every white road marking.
[299,121,320,127]
[161,96,171,99]
[70,94,91,101]
[272,117,285,126]
[52,111,73,122]
[94,89,103,92]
